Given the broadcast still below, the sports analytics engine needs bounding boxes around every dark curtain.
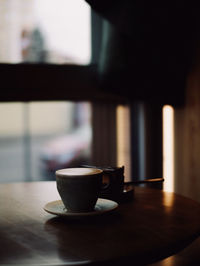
[87,1,199,105]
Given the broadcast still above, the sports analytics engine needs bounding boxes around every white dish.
[44,198,118,217]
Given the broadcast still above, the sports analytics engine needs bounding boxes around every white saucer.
[44,198,118,217]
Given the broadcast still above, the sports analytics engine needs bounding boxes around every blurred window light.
[0,102,92,183]
[0,0,91,64]
[163,105,174,192]
[0,1,93,183]
[117,105,131,182]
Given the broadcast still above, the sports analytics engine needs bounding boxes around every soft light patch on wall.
[163,105,174,192]
[117,105,131,181]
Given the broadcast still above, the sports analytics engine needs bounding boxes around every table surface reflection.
[1,181,200,265]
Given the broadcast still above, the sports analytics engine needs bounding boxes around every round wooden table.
[1,181,200,265]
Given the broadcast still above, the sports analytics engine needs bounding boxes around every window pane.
[0,102,92,183]
[0,0,91,64]
[0,103,24,182]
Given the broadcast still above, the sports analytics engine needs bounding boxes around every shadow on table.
[44,212,131,266]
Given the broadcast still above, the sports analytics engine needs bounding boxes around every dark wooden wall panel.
[174,65,200,202]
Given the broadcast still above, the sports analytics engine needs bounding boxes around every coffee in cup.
[56,168,103,213]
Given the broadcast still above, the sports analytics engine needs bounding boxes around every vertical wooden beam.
[144,103,163,180]
[174,65,200,202]
[130,103,163,186]
[91,102,117,167]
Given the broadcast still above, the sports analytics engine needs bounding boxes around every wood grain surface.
[174,64,200,203]
[1,181,200,265]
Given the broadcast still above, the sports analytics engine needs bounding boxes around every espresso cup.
[81,165,125,202]
[56,168,103,213]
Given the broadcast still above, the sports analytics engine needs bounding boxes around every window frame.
[0,10,126,104]
[0,9,125,178]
